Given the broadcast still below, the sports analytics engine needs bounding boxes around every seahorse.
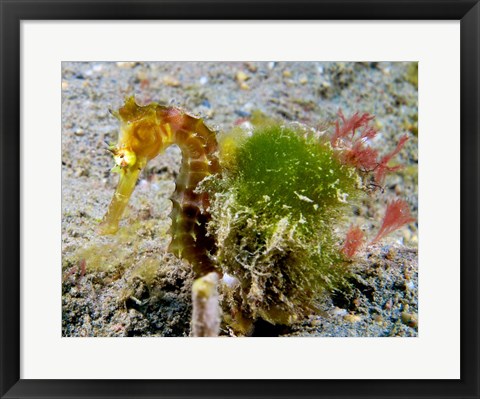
[98,96,220,276]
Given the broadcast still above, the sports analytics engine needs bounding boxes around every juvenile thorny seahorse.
[99,96,220,276]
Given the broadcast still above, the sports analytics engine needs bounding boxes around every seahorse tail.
[168,196,216,276]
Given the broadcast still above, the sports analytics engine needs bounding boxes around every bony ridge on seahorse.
[99,96,220,276]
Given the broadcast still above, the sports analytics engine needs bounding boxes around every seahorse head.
[112,96,172,166]
[99,96,175,234]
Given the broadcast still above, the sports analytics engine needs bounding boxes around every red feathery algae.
[331,110,408,184]
[342,225,365,258]
[371,199,415,244]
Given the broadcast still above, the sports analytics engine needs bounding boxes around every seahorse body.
[99,96,219,275]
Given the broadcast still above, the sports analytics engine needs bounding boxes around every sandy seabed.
[62,61,418,337]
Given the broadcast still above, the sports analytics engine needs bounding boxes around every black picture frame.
[1,1,479,398]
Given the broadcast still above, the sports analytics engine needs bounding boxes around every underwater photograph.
[61,61,418,337]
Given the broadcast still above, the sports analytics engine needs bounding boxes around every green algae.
[201,124,360,326]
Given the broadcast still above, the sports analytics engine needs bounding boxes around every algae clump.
[201,124,359,326]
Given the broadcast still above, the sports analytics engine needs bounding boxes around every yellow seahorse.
[99,96,220,276]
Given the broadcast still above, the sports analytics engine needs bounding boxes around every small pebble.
[374,120,384,130]
[382,66,391,75]
[199,76,208,85]
[116,61,136,68]
[244,62,258,72]
[74,167,89,177]
[236,71,249,82]
[385,247,396,260]
[404,269,412,280]
[61,80,69,90]
[162,75,181,87]
[283,70,292,78]
[97,110,108,119]
[401,312,418,328]
[267,61,276,70]
[331,307,347,317]
[74,129,85,136]
[321,81,331,88]
[344,314,362,323]
[310,318,322,327]
[409,234,418,245]
[402,229,412,242]
[299,76,308,85]
[136,71,148,81]
[384,299,393,310]
[243,102,253,111]
[405,280,415,291]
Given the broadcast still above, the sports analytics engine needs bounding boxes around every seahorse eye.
[113,148,136,169]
